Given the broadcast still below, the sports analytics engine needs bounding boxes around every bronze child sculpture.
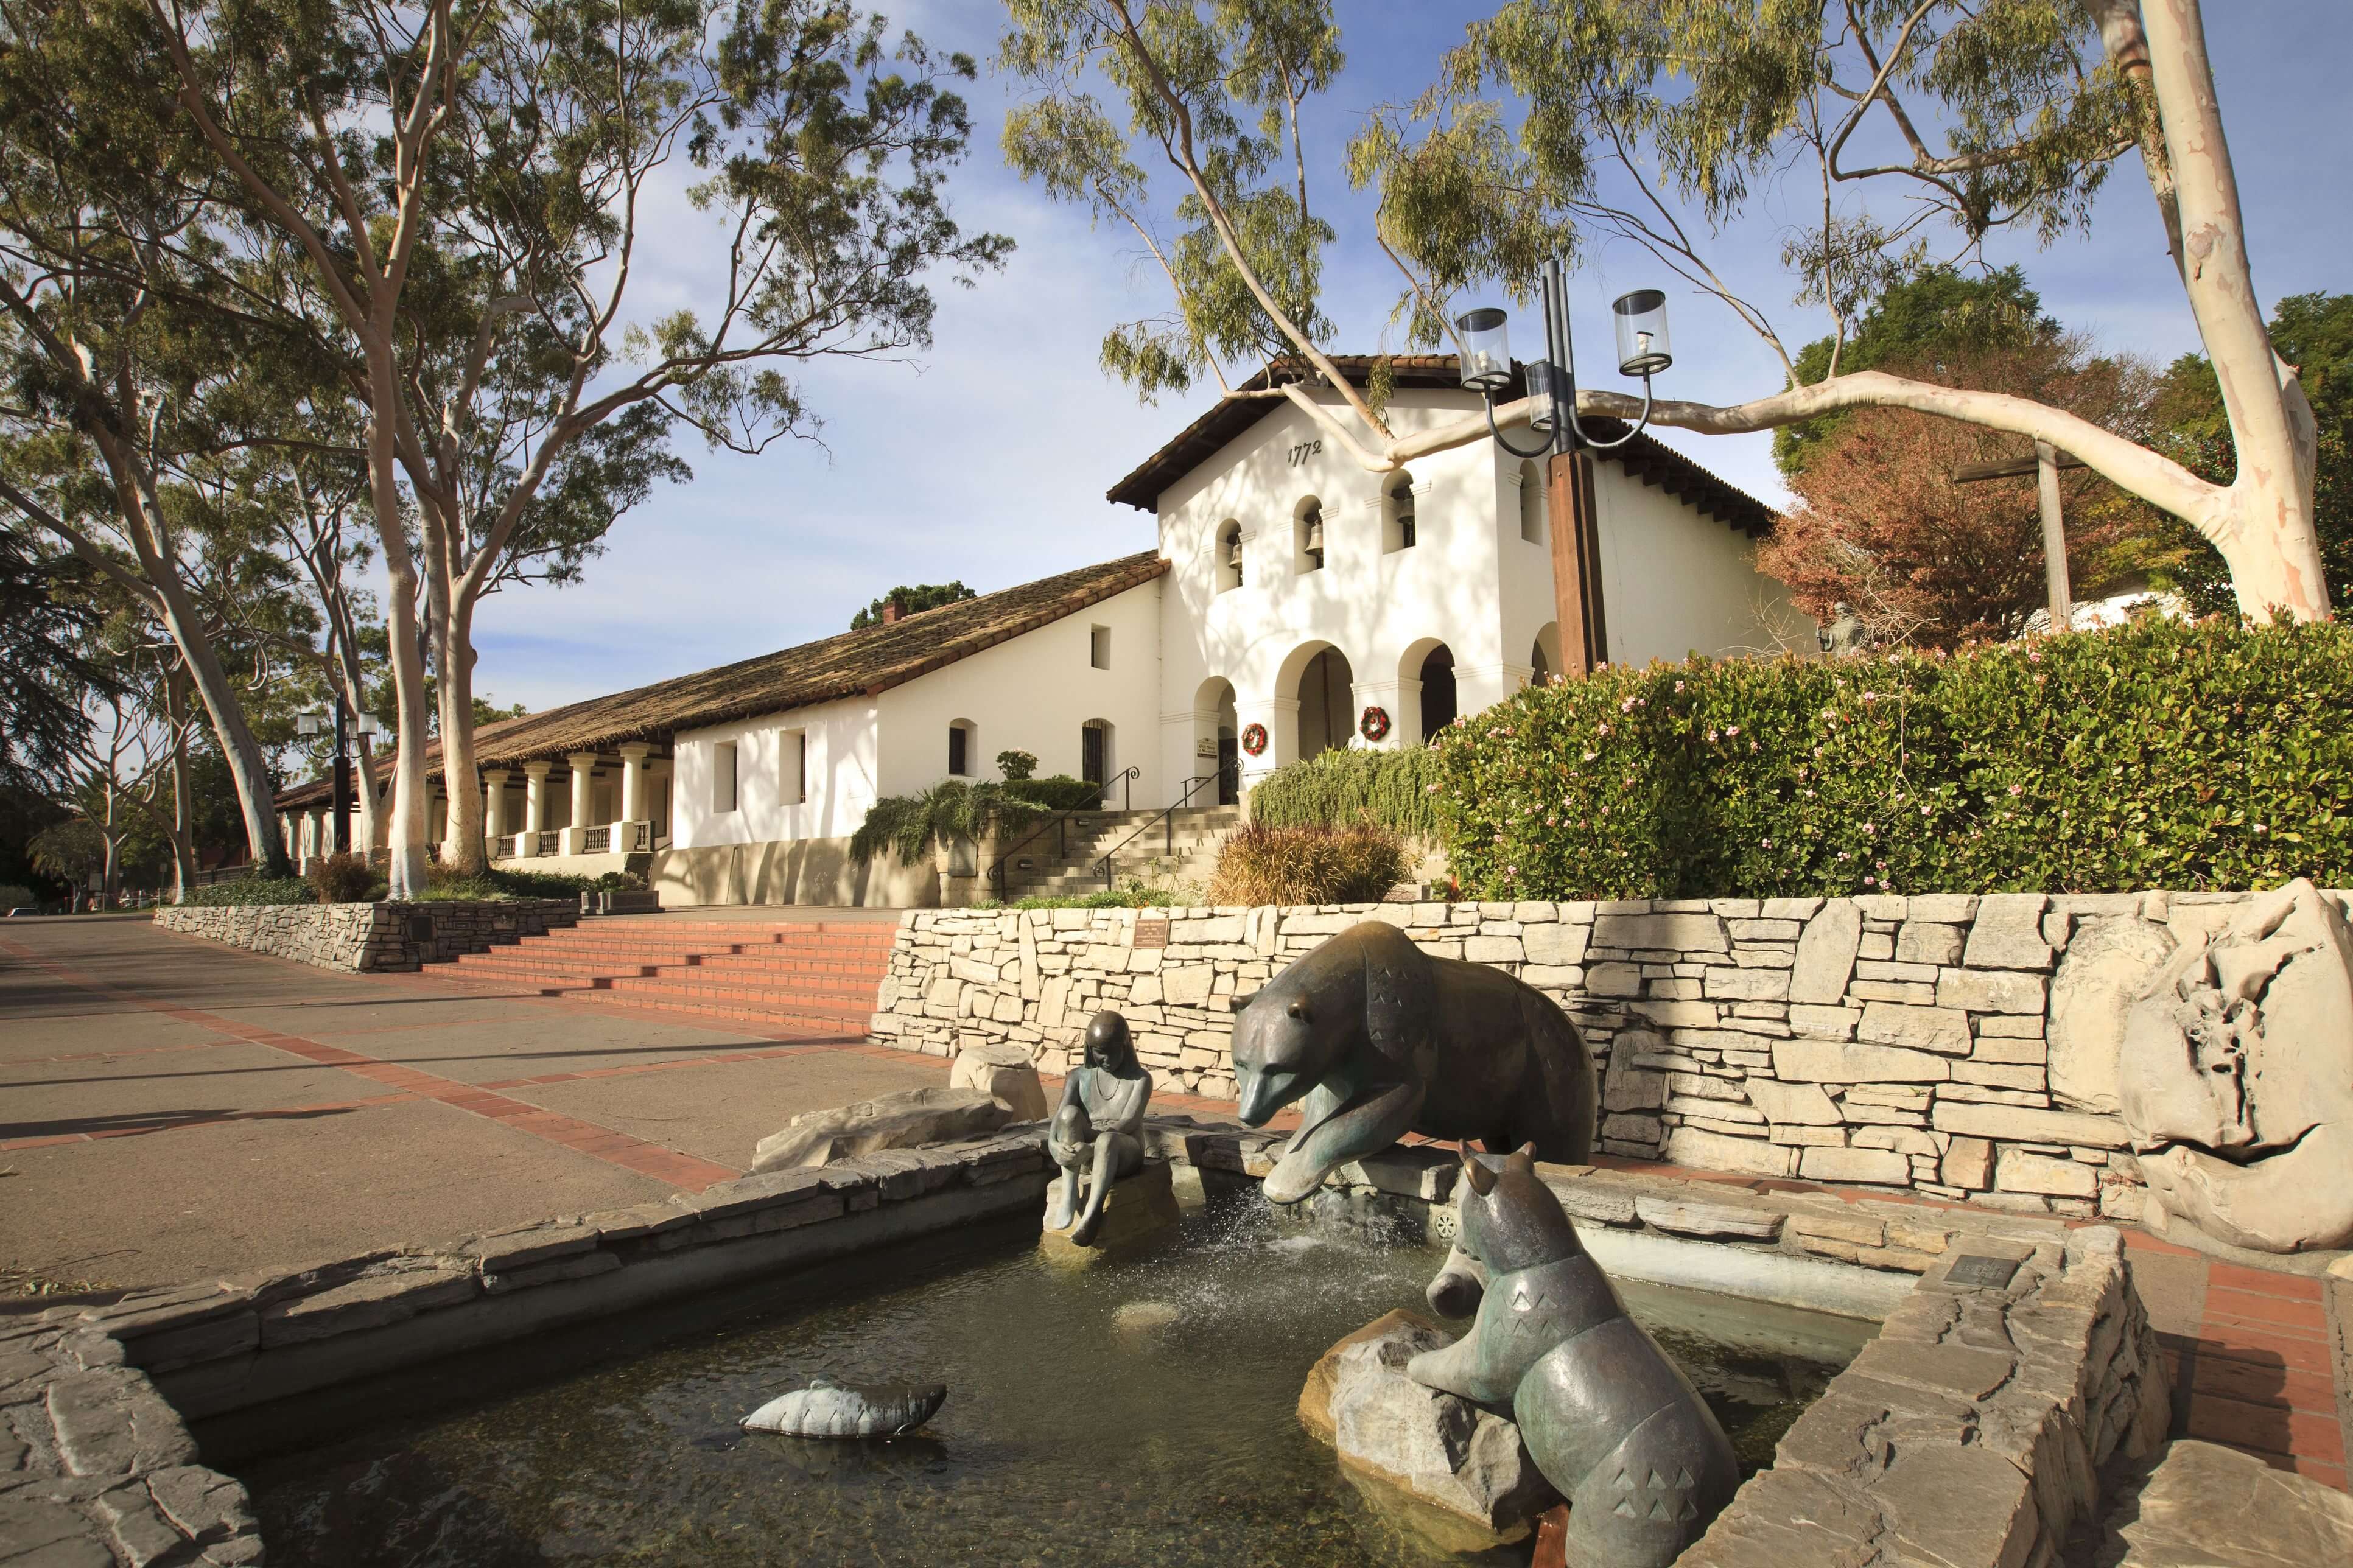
[1045,1010,1153,1246]
[1229,921,1596,1203]
[1411,1146,1739,1568]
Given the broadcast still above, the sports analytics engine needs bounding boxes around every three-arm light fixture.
[297,705,385,856]
[1456,258,1672,457]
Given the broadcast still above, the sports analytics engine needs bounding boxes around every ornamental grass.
[1434,615,2353,900]
[1207,823,1409,906]
[1246,746,1445,841]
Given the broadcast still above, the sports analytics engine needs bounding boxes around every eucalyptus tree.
[138,0,1012,891]
[0,0,305,870]
[1003,0,2329,621]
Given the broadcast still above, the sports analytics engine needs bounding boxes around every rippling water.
[223,1205,1868,1568]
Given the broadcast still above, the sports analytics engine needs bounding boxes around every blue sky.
[465,2,2353,715]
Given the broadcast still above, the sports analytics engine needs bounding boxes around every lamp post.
[297,705,385,856]
[1457,259,1673,677]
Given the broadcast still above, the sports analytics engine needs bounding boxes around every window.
[1385,474,1418,553]
[947,720,974,776]
[712,741,738,813]
[1519,460,1545,543]
[781,729,807,805]
[1090,625,1112,669]
[1294,498,1325,573]
[1216,520,1244,592]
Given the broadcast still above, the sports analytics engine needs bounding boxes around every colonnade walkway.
[2,911,2346,1493]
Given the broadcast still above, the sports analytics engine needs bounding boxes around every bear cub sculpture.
[1229,920,1596,1203]
[1410,1146,1739,1568]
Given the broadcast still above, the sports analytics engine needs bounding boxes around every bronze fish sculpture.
[741,1373,947,1439]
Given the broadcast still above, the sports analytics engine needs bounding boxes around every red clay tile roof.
[1103,354,1776,536]
[275,551,1168,809]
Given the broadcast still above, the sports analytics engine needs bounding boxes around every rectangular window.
[1090,625,1112,669]
[712,741,738,813]
[781,729,807,805]
[948,726,969,776]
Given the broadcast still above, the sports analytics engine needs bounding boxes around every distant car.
[5,906,38,917]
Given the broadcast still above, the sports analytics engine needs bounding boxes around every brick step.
[441,950,880,985]
[427,968,875,1029]
[541,926,899,947]
[441,965,882,1004]
[455,944,888,973]
[495,937,895,964]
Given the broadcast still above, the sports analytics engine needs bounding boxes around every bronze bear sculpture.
[1228,920,1595,1203]
[1411,1147,1740,1568]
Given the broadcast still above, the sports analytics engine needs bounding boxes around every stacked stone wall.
[870,889,2351,1217]
[155,899,577,973]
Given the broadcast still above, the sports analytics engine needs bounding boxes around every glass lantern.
[1612,289,1671,377]
[1454,307,1515,393]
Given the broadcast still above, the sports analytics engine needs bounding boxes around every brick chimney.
[881,597,903,625]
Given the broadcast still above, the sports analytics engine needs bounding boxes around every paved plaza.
[0,915,949,1294]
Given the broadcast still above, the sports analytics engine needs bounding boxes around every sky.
[461,2,2353,716]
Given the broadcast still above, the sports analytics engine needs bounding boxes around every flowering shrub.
[1434,616,2353,898]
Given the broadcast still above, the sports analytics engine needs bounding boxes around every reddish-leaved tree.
[1759,343,2165,647]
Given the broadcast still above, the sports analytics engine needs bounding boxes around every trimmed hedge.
[1435,616,2353,899]
[1003,774,1106,811]
[1247,746,1445,840]
[179,875,313,908]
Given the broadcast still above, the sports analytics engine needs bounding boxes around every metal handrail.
[1093,771,1223,890]
[984,766,1142,898]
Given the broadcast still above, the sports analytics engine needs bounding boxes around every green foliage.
[851,583,979,630]
[998,0,1342,402]
[995,749,1039,781]
[0,883,38,909]
[851,780,1048,865]
[1247,747,1444,840]
[412,863,630,903]
[1776,267,2059,474]
[1005,881,1191,911]
[1436,617,2353,900]
[180,875,312,908]
[1002,774,1104,811]
[2144,292,2353,617]
[303,853,380,905]
[1207,823,1408,906]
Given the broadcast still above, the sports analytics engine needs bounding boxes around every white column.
[309,808,329,867]
[522,761,552,855]
[562,752,599,856]
[1352,679,1421,749]
[1234,695,1300,791]
[617,743,651,851]
[482,769,511,855]
[1451,662,1537,722]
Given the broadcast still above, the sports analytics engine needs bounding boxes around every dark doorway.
[1217,735,1240,804]
[1296,646,1356,758]
[1081,723,1106,787]
[1419,645,1457,740]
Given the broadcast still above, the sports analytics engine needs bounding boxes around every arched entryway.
[1418,644,1457,740]
[1294,645,1355,759]
[1194,677,1240,804]
[1082,719,1117,800]
[1531,621,1561,686]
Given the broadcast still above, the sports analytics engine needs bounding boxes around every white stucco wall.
[1587,458,1809,666]
[876,578,1163,805]
[667,578,1165,856]
[672,693,880,851]
[1150,387,1800,797]
[1154,387,1516,793]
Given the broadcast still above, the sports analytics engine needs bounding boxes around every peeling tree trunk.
[2137,0,2327,620]
[433,589,487,873]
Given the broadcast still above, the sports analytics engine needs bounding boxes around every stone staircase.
[426,917,897,1037]
[992,804,1244,900]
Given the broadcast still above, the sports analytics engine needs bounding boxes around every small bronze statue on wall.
[1045,1010,1153,1246]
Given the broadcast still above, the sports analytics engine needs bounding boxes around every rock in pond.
[950,1040,1048,1121]
[1298,1310,1557,1543]
[742,1374,948,1439]
[752,1086,1011,1172]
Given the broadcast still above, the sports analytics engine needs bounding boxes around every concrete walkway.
[0,915,947,1293]
[4,913,2347,1493]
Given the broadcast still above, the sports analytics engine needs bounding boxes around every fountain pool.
[207,1203,1874,1567]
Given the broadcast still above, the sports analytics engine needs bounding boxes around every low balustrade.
[584,825,611,853]
[494,835,518,860]
[535,830,561,857]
